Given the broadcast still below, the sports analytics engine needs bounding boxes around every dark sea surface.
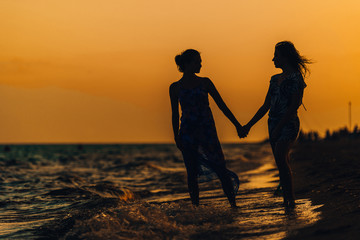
[0,143,321,239]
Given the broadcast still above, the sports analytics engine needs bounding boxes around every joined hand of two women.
[237,125,250,139]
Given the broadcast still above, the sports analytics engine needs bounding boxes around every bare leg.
[270,142,282,196]
[273,140,295,207]
[217,168,237,208]
[187,169,199,206]
[182,149,200,206]
[207,161,237,208]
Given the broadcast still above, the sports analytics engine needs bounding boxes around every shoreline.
[286,139,360,239]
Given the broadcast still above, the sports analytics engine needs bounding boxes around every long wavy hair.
[275,41,312,78]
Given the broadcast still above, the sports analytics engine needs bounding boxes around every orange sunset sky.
[1,0,360,143]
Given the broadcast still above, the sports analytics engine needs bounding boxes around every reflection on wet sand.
[233,162,323,239]
[149,156,322,240]
[0,144,322,239]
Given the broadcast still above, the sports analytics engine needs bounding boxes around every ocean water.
[0,143,321,239]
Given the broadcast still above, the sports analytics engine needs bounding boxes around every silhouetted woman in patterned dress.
[169,49,245,208]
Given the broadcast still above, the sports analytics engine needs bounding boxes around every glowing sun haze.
[1,0,360,143]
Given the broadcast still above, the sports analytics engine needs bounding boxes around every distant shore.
[286,139,360,239]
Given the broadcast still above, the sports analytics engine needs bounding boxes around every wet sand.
[286,139,360,240]
[142,146,322,240]
[0,143,328,239]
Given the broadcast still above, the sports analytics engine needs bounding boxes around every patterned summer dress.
[268,72,306,143]
[178,83,239,193]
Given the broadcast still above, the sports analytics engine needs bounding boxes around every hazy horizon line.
[0,140,266,145]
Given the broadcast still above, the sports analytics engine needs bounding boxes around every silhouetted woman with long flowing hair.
[170,49,244,208]
[243,41,311,208]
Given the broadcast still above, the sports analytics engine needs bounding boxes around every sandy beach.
[286,139,360,240]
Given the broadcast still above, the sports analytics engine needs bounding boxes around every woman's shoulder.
[271,74,282,78]
[199,76,212,85]
[283,73,307,94]
[170,80,179,88]
[288,72,306,88]
[199,77,217,92]
[288,72,303,80]
[270,74,281,83]
[169,80,181,93]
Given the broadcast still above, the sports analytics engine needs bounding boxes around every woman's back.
[178,80,212,124]
[268,72,306,119]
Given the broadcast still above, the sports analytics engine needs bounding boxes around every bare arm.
[169,83,181,148]
[207,78,242,128]
[245,87,271,130]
